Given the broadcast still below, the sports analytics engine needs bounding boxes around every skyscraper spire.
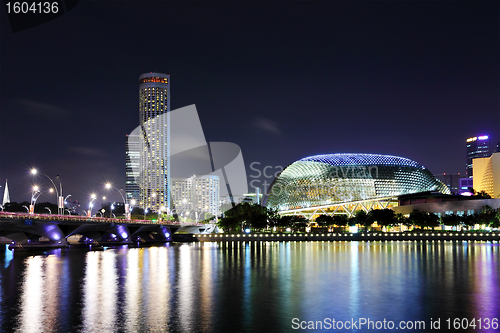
[2,179,10,206]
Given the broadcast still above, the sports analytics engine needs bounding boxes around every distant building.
[2,179,10,206]
[394,192,500,218]
[433,173,461,194]
[466,135,490,178]
[171,175,220,220]
[473,152,500,198]
[459,177,474,195]
[496,141,500,153]
[125,130,140,203]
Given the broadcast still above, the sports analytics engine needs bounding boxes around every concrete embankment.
[193,231,500,242]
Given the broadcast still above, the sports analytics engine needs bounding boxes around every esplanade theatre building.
[264,153,454,219]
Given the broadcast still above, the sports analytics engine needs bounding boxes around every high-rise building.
[473,152,500,198]
[465,135,490,178]
[171,175,220,221]
[139,72,171,212]
[125,129,140,203]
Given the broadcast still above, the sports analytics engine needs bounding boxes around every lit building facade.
[171,175,220,220]
[125,130,140,203]
[466,135,490,178]
[459,177,474,195]
[139,72,171,212]
[473,152,500,198]
[265,153,449,219]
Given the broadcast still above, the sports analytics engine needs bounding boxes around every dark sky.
[1,1,499,204]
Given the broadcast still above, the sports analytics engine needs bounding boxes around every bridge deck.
[0,211,202,226]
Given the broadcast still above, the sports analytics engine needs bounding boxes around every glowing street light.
[30,185,42,214]
[105,183,129,219]
[88,193,97,217]
[31,168,65,215]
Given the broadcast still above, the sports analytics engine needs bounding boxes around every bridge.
[0,211,214,250]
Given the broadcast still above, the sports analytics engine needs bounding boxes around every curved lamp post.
[88,194,97,217]
[31,169,65,215]
[105,183,129,219]
[30,185,42,214]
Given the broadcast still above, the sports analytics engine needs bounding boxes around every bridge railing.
[0,211,203,226]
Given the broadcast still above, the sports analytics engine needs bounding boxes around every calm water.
[0,241,499,332]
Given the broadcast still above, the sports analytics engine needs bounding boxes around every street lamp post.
[88,194,97,217]
[31,169,65,215]
[30,186,42,214]
[105,183,129,219]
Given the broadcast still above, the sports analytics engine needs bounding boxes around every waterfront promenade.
[195,231,500,242]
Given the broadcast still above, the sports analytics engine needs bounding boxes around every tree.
[441,213,460,229]
[332,215,348,231]
[423,212,440,230]
[315,214,334,228]
[475,190,492,199]
[409,210,426,229]
[354,210,371,230]
[217,216,240,232]
[277,215,295,229]
[368,209,396,229]
[395,213,411,230]
[492,210,500,228]
[216,202,279,232]
[477,205,498,228]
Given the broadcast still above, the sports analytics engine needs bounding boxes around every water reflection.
[81,250,118,331]
[0,241,498,332]
[15,253,62,333]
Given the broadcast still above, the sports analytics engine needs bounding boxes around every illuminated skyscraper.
[139,72,171,212]
[125,129,140,203]
[466,135,490,178]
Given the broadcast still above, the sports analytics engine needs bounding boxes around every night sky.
[1,1,499,205]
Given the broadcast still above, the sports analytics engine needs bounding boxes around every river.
[0,241,498,332]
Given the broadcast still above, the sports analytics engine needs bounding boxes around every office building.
[459,177,474,195]
[433,173,461,194]
[466,135,490,178]
[139,72,171,212]
[473,152,500,198]
[171,175,220,221]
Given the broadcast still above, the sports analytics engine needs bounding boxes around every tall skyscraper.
[465,135,490,178]
[139,72,171,212]
[125,129,140,203]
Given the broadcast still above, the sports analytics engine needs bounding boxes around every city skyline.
[1,1,499,204]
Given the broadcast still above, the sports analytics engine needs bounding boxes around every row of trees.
[217,203,500,233]
[317,205,500,231]
[217,202,317,232]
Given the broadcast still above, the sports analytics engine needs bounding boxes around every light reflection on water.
[0,241,498,332]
